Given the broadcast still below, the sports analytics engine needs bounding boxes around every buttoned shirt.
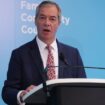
[36,36,58,78]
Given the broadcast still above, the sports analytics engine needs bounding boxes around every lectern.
[22,79,105,105]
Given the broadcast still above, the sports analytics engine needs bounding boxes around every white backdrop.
[0,0,105,104]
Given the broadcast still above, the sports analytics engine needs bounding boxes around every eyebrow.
[39,14,57,18]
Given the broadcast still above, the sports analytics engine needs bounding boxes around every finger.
[26,85,35,92]
[20,90,27,97]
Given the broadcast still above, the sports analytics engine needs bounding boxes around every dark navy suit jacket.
[2,38,86,105]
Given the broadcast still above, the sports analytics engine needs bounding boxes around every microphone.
[59,52,69,65]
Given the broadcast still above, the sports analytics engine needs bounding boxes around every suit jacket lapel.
[29,38,44,80]
[57,41,65,78]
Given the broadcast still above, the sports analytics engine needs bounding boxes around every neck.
[37,36,56,45]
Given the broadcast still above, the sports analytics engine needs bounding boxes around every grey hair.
[35,0,61,22]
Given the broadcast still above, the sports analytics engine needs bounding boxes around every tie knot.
[46,45,52,52]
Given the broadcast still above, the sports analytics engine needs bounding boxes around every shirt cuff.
[17,90,25,105]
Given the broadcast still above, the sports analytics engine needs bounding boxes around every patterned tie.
[46,45,56,80]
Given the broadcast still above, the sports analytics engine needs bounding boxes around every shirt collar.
[36,36,57,51]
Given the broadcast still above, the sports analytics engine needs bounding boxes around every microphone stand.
[42,67,52,105]
[59,52,105,70]
[48,65,105,70]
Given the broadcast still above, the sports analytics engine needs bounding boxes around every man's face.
[35,4,60,43]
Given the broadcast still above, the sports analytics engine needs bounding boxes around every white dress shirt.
[36,36,59,78]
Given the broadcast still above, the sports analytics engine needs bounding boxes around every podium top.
[23,78,105,102]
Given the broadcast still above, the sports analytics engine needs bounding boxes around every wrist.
[17,90,25,105]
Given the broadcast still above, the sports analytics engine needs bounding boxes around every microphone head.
[59,52,68,65]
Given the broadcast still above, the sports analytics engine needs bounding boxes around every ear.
[58,20,61,26]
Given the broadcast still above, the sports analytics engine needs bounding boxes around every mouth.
[43,29,51,32]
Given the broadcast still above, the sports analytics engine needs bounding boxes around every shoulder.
[12,38,36,55]
[58,41,78,52]
[57,41,81,59]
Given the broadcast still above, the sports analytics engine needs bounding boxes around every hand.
[20,85,35,102]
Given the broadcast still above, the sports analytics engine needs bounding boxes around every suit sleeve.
[75,48,86,78]
[2,50,22,105]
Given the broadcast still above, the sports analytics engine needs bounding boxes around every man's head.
[35,1,61,44]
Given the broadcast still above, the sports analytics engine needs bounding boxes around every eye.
[50,17,57,21]
[39,16,46,20]
[38,14,46,20]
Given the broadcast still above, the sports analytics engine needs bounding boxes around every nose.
[44,18,51,27]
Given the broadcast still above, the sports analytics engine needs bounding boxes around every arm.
[2,50,23,105]
[74,48,86,78]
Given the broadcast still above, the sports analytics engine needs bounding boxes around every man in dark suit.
[2,1,86,105]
